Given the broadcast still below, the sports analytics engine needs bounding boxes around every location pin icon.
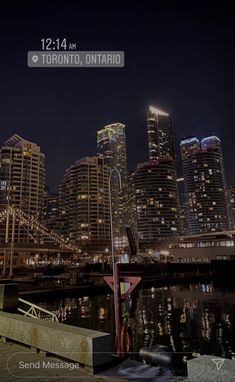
[32,55,39,63]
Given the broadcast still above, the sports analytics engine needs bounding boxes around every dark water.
[39,283,235,361]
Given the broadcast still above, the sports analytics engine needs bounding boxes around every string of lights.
[0,206,81,254]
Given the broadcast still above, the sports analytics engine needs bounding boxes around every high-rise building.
[0,134,45,242]
[177,177,188,235]
[147,106,175,160]
[226,186,235,229]
[43,188,59,232]
[181,135,229,234]
[127,170,138,237]
[97,123,128,249]
[135,159,180,247]
[59,156,110,252]
[180,136,200,161]
[138,106,180,245]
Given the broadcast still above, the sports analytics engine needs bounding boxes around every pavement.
[0,341,114,382]
[0,341,188,382]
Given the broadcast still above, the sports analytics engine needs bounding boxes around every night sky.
[0,0,234,191]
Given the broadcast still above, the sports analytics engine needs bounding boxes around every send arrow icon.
[212,358,225,371]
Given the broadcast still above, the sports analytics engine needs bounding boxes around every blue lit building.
[181,135,229,234]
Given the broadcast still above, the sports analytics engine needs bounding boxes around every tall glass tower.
[97,123,128,249]
[135,159,179,248]
[147,106,175,160]
[135,106,180,243]
[181,135,229,234]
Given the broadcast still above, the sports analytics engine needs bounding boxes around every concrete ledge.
[187,355,235,381]
[0,311,112,373]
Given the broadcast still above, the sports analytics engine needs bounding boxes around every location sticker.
[32,55,39,63]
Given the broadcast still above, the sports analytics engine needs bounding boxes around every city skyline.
[1,1,234,190]
[1,3,235,377]
[1,111,231,194]
[0,126,231,248]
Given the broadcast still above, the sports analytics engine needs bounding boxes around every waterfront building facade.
[59,156,110,252]
[135,159,180,248]
[43,188,59,232]
[167,231,235,263]
[0,134,45,243]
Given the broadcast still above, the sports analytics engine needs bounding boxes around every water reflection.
[39,283,235,359]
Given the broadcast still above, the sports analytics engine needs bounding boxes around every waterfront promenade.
[0,341,113,381]
[0,307,187,382]
[0,341,188,381]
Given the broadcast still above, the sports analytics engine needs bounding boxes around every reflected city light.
[39,283,235,361]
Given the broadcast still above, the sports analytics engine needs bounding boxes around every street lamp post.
[9,208,15,277]
[109,168,122,268]
[3,207,10,276]
[108,168,122,356]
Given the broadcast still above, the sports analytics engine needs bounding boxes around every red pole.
[113,262,122,356]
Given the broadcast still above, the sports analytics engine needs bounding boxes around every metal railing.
[18,297,59,323]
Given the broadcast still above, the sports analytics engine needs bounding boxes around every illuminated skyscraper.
[136,106,180,244]
[177,177,188,235]
[181,135,229,234]
[0,134,45,242]
[135,159,179,247]
[43,188,59,232]
[147,106,175,160]
[97,123,128,248]
[59,156,110,252]
[226,186,235,229]
[127,170,138,237]
[180,136,200,160]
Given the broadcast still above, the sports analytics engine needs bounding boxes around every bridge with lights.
[0,206,81,276]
